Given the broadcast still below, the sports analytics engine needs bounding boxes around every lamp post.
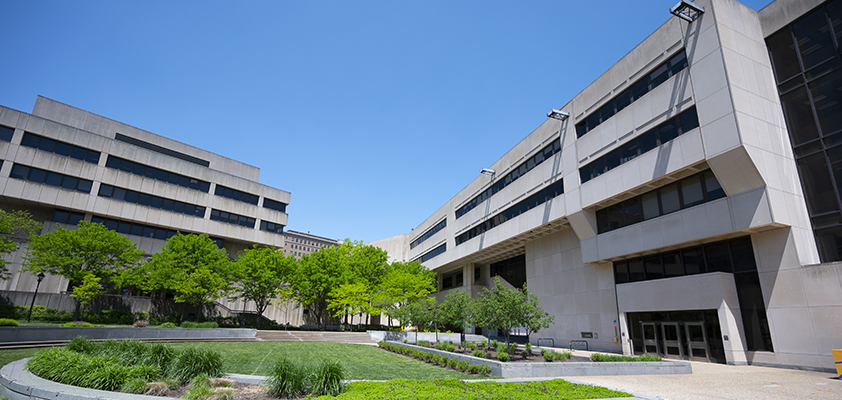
[25,272,46,323]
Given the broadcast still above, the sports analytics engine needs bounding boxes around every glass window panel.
[124,190,139,204]
[615,89,632,112]
[660,183,681,214]
[70,146,86,160]
[623,198,643,225]
[195,206,205,218]
[586,113,600,132]
[183,204,195,216]
[815,225,842,262]
[68,213,84,226]
[130,224,143,236]
[631,79,649,101]
[215,185,225,196]
[808,69,842,136]
[649,64,669,88]
[767,27,802,82]
[579,164,592,183]
[679,108,699,133]
[680,174,704,207]
[189,179,200,190]
[641,190,660,220]
[119,160,133,173]
[61,176,78,190]
[658,120,679,144]
[210,209,220,220]
[597,209,610,233]
[781,87,819,145]
[112,187,126,201]
[117,222,131,234]
[38,137,56,152]
[137,193,151,206]
[199,181,210,192]
[644,255,663,280]
[730,237,757,272]
[682,247,705,275]
[628,259,645,282]
[54,142,72,156]
[142,226,156,238]
[621,139,640,163]
[90,217,105,225]
[85,152,100,164]
[798,153,839,214]
[638,130,658,154]
[703,170,726,200]
[150,196,163,209]
[605,149,621,170]
[224,188,234,198]
[106,156,121,169]
[705,242,732,273]
[154,228,167,240]
[599,103,615,122]
[104,220,118,231]
[792,8,836,70]
[45,172,62,187]
[662,252,683,277]
[607,203,624,231]
[829,0,842,45]
[28,168,46,183]
[669,51,688,75]
[178,175,190,188]
[173,202,184,214]
[53,210,69,223]
[156,169,169,182]
[10,165,29,180]
[161,199,174,211]
[805,57,840,81]
[168,173,179,185]
[144,167,157,179]
[76,179,91,193]
[591,158,607,178]
[614,262,629,284]
[21,133,40,148]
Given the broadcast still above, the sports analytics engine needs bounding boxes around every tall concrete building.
[0,96,291,320]
[283,230,339,259]
[380,0,842,372]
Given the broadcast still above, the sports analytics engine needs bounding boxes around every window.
[410,219,447,249]
[52,210,85,226]
[0,126,13,142]
[215,184,259,205]
[456,139,561,219]
[420,243,446,263]
[9,163,93,193]
[210,208,255,228]
[441,270,463,290]
[90,215,223,247]
[263,198,287,213]
[580,107,699,184]
[20,132,100,164]
[490,254,526,288]
[98,184,205,218]
[595,170,725,234]
[104,155,210,192]
[455,179,564,246]
[576,50,689,138]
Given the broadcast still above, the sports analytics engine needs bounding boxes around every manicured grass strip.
[312,378,633,399]
[590,353,662,362]
[169,342,477,380]
[0,348,40,368]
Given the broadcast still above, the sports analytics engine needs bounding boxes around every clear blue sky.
[0,0,771,243]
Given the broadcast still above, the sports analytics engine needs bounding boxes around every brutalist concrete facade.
[382,0,842,372]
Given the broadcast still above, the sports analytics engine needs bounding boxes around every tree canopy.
[230,245,295,328]
[0,208,42,280]
[474,277,555,346]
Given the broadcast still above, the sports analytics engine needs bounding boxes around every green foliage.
[445,343,456,352]
[230,245,294,329]
[0,209,42,280]
[472,349,483,358]
[590,353,662,362]
[159,322,178,328]
[525,342,532,354]
[62,321,94,327]
[497,352,509,362]
[378,260,436,322]
[311,378,632,399]
[473,278,555,347]
[267,357,310,398]
[71,273,103,306]
[468,342,477,351]
[167,347,223,383]
[417,340,431,346]
[457,360,469,371]
[183,374,213,400]
[438,290,473,332]
[541,349,571,362]
[181,321,219,329]
[0,318,18,326]
[120,377,149,394]
[311,360,345,397]
[66,336,96,353]
[447,358,458,369]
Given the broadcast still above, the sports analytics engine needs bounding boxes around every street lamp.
[25,272,46,323]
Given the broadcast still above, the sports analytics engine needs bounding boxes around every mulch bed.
[399,342,594,363]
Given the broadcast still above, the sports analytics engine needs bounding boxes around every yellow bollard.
[834,349,842,380]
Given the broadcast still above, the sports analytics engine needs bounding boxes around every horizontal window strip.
[210,209,256,229]
[21,132,100,164]
[576,50,688,138]
[410,219,447,249]
[596,169,724,234]
[421,243,446,263]
[580,106,699,184]
[259,220,285,234]
[263,198,287,213]
[89,213,223,247]
[114,133,210,167]
[105,155,210,192]
[9,163,92,193]
[456,139,561,219]
[52,209,85,226]
[215,184,259,206]
[456,179,564,246]
[0,125,14,142]
[98,184,206,219]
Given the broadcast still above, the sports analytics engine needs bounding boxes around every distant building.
[283,230,340,259]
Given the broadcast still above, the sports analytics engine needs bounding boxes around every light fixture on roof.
[670,0,704,22]
[480,168,496,176]
[547,109,569,121]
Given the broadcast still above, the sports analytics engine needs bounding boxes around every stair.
[255,330,375,344]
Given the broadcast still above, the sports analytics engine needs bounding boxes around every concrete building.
[283,230,339,259]
[378,0,842,372]
[0,96,292,321]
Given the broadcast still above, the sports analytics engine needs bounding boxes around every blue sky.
[0,0,771,243]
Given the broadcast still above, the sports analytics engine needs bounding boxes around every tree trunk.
[73,299,81,322]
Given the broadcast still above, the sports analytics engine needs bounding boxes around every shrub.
[457,360,469,371]
[484,352,492,359]
[490,340,498,350]
[168,347,222,383]
[497,352,509,362]
[526,342,533,354]
[159,322,178,328]
[467,365,480,374]
[133,320,150,328]
[66,336,96,354]
[468,342,477,351]
[62,321,94,327]
[139,343,176,372]
[478,365,493,376]
[472,349,483,358]
[590,353,662,362]
[417,340,430,346]
[310,360,345,397]
[266,357,309,398]
[183,374,213,400]
[437,356,448,367]
[120,377,149,394]
[445,343,457,352]
[447,358,458,369]
[181,321,218,329]
[0,318,18,326]
[522,349,530,358]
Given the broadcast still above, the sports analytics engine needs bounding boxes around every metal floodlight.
[670,0,705,22]
[480,168,496,176]
[547,109,569,121]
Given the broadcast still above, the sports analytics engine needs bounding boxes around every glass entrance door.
[660,322,684,359]
[684,322,710,362]
[640,322,660,355]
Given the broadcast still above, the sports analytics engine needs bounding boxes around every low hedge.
[590,353,662,362]
[377,342,492,376]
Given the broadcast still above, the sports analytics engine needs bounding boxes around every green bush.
[467,365,480,374]
[590,353,662,362]
[457,360,469,371]
[159,322,178,328]
[417,340,430,346]
[468,342,477,351]
[310,360,345,397]
[478,365,492,376]
[181,321,218,329]
[62,321,94,327]
[490,340,498,349]
[526,342,533,354]
[497,352,509,362]
[66,336,97,354]
[472,349,483,358]
[266,357,309,398]
[0,318,18,326]
[0,304,17,319]
[445,343,457,352]
[447,358,458,369]
[120,377,149,394]
[167,347,223,383]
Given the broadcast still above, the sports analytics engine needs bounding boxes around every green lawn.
[0,342,476,380]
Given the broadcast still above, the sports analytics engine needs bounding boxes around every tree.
[286,242,348,327]
[230,245,295,328]
[439,289,474,342]
[71,273,103,307]
[132,233,231,322]
[0,209,42,280]
[521,287,555,343]
[473,277,553,347]
[328,242,390,325]
[24,220,143,320]
[378,261,437,324]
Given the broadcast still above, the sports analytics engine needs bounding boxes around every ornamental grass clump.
[266,357,309,398]
[168,347,223,383]
[310,360,345,397]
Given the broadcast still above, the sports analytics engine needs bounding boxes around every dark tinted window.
[0,126,13,142]
[20,132,100,164]
[104,155,210,192]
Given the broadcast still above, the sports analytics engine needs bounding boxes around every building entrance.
[629,310,725,364]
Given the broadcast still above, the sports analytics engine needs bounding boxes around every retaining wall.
[385,341,692,378]
[367,331,485,343]
[0,327,256,343]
